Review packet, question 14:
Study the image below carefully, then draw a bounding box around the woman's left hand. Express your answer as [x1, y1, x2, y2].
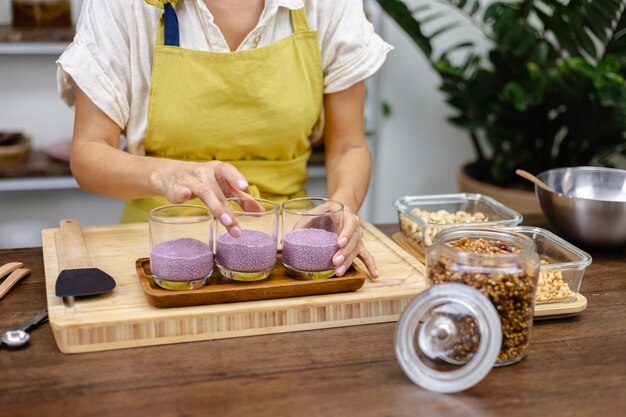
[332, 208, 379, 279]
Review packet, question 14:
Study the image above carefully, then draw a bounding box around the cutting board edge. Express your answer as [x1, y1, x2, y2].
[52, 314, 402, 354]
[45, 287, 426, 326]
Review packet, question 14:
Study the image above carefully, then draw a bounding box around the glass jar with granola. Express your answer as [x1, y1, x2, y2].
[426, 228, 540, 366]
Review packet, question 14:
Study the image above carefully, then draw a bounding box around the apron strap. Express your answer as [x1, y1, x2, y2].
[162, 6, 306, 46]
[163, 3, 180, 47]
[290, 8, 310, 32]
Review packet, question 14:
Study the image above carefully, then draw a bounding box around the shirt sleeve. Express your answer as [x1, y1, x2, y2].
[317, 1, 393, 94]
[56, 0, 132, 129]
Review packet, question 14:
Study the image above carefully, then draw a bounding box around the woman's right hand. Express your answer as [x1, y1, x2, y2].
[150, 159, 263, 236]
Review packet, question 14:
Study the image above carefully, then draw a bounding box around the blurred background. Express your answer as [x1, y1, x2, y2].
[0, 0, 478, 248]
[4, 0, 623, 248]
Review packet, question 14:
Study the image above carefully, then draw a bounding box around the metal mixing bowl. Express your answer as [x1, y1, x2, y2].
[536, 167, 626, 247]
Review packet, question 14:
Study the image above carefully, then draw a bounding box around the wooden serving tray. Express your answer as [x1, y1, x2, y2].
[391, 232, 588, 318]
[42, 221, 426, 353]
[136, 257, 366, 308]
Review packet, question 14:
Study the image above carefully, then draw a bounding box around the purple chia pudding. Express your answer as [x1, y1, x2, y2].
[282, 228, 339, 272]
[150, 238, 214, 282]
[216, 230, 277, 272]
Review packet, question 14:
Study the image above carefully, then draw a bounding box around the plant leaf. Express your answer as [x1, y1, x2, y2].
[377, 0, 434, 57]
[429, 22, 464, 40]
[501, 82, 527, 111]
[438, 41, 475, 61]
[376, 0, 626, 187]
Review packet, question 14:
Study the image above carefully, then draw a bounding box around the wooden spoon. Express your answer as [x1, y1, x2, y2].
[0, 262, 24, 280]
[0, 268, 31, 300]
[515, 169, 552, 192]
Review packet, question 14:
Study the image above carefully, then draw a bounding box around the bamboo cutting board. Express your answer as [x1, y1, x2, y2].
[42, 221, 426, 353]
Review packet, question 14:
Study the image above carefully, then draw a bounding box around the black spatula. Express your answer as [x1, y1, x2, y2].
[54, 219, 116, 308]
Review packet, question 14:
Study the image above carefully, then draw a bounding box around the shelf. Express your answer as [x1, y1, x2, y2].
[0, 150, 72, 179]
[0, 25, 73, 55]
[0, 42, 69, 55]
[0, 149, 326, 192]
[0, 167, 326, 192]
[0, 148, 75, 191]
[0, 176, 78, 191]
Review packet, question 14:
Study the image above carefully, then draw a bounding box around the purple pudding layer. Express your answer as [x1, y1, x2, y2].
[150, 238, 214, 281]
[216, 230, 277, 272]
[282, 228, 339, 272]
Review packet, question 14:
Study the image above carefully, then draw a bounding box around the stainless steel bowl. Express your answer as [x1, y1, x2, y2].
[536, 167, 626, 247]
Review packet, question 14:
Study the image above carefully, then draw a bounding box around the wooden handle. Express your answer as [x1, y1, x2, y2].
[0, 268, 31, 300]
[515, 169, 551, 192]
[0, 262, 24, 280]
[55, 219, 93, 270]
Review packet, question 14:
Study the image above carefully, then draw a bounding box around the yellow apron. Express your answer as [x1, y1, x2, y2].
[121, 0, 323, 223]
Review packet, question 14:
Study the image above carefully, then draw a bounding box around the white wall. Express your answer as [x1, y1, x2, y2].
[0, 1, 114, 248]
[371, 3, 481, 223]
[0, 2, 9, 25]
[1, 0, 79, 145]
[1, 55, 75, 148]
[0, 189, 125, 248]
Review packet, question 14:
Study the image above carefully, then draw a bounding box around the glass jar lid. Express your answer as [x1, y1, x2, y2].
[395, 283, 502, 393]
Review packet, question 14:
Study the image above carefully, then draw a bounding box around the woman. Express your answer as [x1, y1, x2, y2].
[57, 0, 391, 278]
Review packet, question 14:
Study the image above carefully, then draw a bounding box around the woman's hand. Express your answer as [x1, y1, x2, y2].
[71, 88, 263, 233]
[150, 159, 263, 236]
[332, 207, 378, 279]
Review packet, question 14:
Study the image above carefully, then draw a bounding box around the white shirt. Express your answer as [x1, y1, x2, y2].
[57, 0, 393, 155]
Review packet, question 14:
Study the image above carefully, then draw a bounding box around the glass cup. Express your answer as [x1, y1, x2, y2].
[281, 197, 344, 280]
[148, 205, 214, 290]
[215, 198, 279, 281]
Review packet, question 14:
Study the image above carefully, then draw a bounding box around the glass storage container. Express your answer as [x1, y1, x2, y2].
[426, 228, 540, 366]
[507, 226, 592, 304]
[394, 194, 523, 257]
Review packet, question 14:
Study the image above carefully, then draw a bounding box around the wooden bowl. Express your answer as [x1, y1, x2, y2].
[0, 133, 31, 166]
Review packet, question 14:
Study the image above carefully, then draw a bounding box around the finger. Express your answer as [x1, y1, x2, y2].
[213, 161, 249, 192]
[332, 229, 360, 267]
[291, 202, 336, 230]
[234, 193, 266, 213]
[166, 185, 192, 204]
[337, 214, 359, 249]
[333, 229, 362, 276]
[357, 244, 379, 279]
[190, 183, 242, 237]
[334, 240, 360, 276]
[212, 171, 265, 213]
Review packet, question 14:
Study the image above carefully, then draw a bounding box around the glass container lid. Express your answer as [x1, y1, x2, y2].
[395, 283, 502, 393]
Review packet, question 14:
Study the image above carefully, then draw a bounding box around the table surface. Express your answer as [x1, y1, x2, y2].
[1, 219, 625, 417]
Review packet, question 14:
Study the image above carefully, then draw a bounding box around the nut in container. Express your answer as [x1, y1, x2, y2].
[394, 194, 523, 257]
[507, 226, 592, 305]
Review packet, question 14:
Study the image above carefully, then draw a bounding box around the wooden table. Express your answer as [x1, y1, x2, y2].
[1, 221, 625, 417]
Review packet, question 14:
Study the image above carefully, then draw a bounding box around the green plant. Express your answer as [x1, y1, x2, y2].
[377, 0, 626, 186]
